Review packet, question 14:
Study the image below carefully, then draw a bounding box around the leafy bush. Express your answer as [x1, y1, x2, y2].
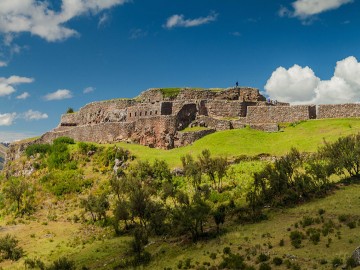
[332, 257, 343, 268]
[259, 263, 272, 270]
[53, 136, 75, 145]
[272, 257, 283, 266]
[25, 143, 51, 157]
[289, 230, 304, 249]
[47, 257, 76, 270]
[66, 107, 74, 114]
[78, 142, 97, 155]
[41, 170, 91, 196]
[0, 234, 23, 261]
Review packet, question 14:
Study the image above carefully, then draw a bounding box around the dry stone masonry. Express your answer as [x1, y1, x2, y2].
[8, 86, 360, 157]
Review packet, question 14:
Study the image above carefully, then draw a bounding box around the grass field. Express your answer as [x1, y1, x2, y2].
[114, 118, 360, 167]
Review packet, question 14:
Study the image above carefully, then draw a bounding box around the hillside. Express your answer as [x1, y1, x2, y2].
[115, 118, 360, 167]
[0, 143, 8, 170]
[2, 118, 360, 269]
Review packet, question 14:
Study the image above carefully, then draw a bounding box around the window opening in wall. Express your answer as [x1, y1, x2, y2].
[150, 111, 152, 115]
[135, 112, 137, 116]
[129, 113, 132, 117]
[155, 110, 157, 115]
[140, 112, 142, 116]
[145, 111, 147, 116]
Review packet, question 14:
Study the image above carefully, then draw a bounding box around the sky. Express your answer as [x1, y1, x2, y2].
[0, 0, 360, 141]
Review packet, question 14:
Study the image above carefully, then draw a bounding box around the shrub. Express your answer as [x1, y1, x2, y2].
[289, 230, 304, 249]
[272, 257, 283, 266]
[301, 216, 314, 227]
[25, 143, 51, 158]
[41, 170, 91, 196]
[332, 257, 343, 268]
[66, 107, 74, 114]
[78, 142, 97, 155]
[257, 253, 269, 263]
[218, 253, 247, 269]
[0, 234, 23, 261]
[53, 136, 75, 145]
[259, 263, 272, 270]
[48, 257, 76, 270]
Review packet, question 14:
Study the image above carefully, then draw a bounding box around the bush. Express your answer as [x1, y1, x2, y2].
[48, 257, 76, 270]
[41, 170, 91, 196]
[25, 143, 51, 158]
[257, 253, 269, 263]
[78, 142, 97, 155]
[332, 257, 343, 268]
[66, 107, 74, 114]
[218, 253, 247, 269]
[53, 136, 75, 145]
[289, 230, 304, 249]
[0, 234, 23, 261]
[259, 263, 272, 270]
[272, 257, 283, 266]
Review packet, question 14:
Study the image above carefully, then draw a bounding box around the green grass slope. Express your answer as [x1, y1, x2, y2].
[116, 118, 360, 167]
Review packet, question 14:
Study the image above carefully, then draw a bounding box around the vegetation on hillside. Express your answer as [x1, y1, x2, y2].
[2, 120, 360, 269]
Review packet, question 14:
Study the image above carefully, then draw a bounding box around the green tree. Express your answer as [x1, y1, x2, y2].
[3, 177, 33, 216]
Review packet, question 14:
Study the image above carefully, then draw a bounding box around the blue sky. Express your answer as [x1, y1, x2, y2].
[0, 0, 360, 141]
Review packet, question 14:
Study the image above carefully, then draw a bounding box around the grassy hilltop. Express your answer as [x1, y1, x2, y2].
[116, 118, 360, 167]
[1, 118, 360, 269]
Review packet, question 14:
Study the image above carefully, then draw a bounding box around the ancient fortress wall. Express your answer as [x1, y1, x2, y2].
[318, 104, 360, 119]
[246, 105, 316, 124]
[206, 100, 246, 118]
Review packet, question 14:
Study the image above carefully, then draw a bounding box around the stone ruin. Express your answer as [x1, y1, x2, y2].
[8, 86, 360, 154]
[32, 87, 315, 149]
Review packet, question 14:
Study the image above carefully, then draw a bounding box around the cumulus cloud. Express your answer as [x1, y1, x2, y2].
[22, 109, 48, 120]
[164, 11, 218, 29]
[0, 0, 127, 42]
[16, 92, 30, 100]
[44, 89, 73, 101]
[0, 75, 34, 97]
[279, 0, 353, 22]
[0, 113, 16, 126]
[264, 56, 360, 105]
[83, 86, 95, 94]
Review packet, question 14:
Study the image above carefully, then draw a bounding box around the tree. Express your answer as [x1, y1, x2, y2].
[0, 234, 23, 261]
[3, 177, 32, 215]
[81, 193, 110, 222]
[213, 205, 226, 233]
[66, 107, 74, 114]
[181, 154, 202, 189]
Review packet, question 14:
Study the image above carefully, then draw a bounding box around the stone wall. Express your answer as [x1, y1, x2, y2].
[127, 103, 162, 120]
[206, 100, 246, 118]
[63, 99, 136, 125]
[246, 105, 316, 124]
[318, 104, 360, 119]
[174, 129, 216, 147]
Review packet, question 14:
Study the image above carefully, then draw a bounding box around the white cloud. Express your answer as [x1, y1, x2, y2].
[23, 109, 48, 120]
[164, 12, 218, 29]
[265, 65, 320, 103]
[264, 56, 360, 105]
[0, 113, 16, 126]
[16, 92, 30, 100]
[0, 0, 127, 42]
[83, 86, 95, 94]
[44, 89, 73, 101]
[292, 0, 353, 18]
[98, 13, 110, 28]
[0, 75, 33, 97]
[0, 61, 7, 67]
[129, 28, 148, 40]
